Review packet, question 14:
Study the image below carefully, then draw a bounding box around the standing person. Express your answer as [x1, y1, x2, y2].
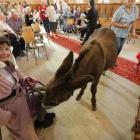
[0, 36, 55, 139]
[46, 2, 58, 38]
[111, 0, 139, 55]
[39, 4, 50, 34]
[81, 0, 98, 45]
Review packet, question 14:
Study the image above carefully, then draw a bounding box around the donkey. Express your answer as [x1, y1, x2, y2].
[37, 27, 118, 110]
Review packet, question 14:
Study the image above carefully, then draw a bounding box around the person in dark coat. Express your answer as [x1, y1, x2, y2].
[81, 0, 98, 45]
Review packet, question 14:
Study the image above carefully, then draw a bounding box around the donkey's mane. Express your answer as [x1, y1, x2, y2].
[73, 47, 91, 73]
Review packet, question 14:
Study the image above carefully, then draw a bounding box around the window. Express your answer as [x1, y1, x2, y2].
[76, 0, 84, 3]
[98, 0, 110, 3]
[135, 0, 140, 3]
[103, 0, 110, 3]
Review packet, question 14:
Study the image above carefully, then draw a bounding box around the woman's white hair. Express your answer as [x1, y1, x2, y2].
[11, 9, 17, 15]
[25, 6, 31, 13]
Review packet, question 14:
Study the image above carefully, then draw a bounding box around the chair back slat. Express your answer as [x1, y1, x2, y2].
[22, 27, 35, 43]
[66, 18, 75, 26]
[31, 22, 41, 33]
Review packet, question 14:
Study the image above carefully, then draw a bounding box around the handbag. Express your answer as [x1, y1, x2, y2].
[23, 77, 46, 117]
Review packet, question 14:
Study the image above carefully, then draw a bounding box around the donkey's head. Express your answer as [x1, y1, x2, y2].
[36, 52, 94, 108]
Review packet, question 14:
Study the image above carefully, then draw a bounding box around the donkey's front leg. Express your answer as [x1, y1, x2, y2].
[76, 84, 87, 101]
[90, 82, 98, 111]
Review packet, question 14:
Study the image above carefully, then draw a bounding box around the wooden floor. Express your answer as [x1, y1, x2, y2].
[1, 35, 140, 140]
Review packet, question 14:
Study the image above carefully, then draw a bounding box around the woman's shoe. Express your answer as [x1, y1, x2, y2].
[34, 118, 53, 128]
[45, 112, 56, 120]
[53, 35, 59, 39]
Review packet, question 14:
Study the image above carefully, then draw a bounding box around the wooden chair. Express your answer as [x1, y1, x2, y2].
[31, 22, 51, 46]
[65, 17, 75, 35]
[31, 22, 41, 33]
[22, 26, 48, 64]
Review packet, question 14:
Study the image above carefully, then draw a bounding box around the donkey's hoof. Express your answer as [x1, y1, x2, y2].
[76, 96, 81, 101]
[92, 106, 96, 111]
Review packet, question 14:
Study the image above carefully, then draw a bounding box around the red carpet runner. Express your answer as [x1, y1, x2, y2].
[51, 35, 140, 85]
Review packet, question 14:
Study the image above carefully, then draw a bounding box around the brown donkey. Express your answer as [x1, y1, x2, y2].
[36, 27, 118, 111]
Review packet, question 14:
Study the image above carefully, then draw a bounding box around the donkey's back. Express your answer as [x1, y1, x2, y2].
[75, 27, 118, 78]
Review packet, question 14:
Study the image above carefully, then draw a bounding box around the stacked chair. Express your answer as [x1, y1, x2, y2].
[22, 24, 48, 65]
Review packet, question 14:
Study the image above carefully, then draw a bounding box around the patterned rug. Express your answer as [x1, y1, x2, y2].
[51, 35, 140, 85]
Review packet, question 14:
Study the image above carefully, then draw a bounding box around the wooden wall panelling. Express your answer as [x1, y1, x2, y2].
[106, 4, 113, 18]
[28, 3, 140, 18]
[69, 4, 88, 12]
[111, 3, 120, 15]
[98, 4, 107, 18]
[95, 4, 100, 13]
[29, 4, 42, 10]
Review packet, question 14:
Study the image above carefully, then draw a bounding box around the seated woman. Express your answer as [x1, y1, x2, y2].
[6, 10, 26, 57]
[0, 12, 21, 57]
[63, 7, 75, 33]
[25, 7, 34, 26]
[77, 13, 88, 41]
[0, 37, 55, 140]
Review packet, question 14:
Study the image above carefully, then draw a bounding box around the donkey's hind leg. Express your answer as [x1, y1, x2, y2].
[76, 84, 87, 101]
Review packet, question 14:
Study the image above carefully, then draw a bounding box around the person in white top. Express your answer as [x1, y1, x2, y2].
[46, 2, 58, 38]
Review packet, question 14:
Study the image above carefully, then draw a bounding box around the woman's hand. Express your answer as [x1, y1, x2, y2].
[111, 22, 129, 29]
[121, 24, 129, 29]
[26, 77, 38, 87]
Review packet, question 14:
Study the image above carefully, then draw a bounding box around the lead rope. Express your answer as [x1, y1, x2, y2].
[23, 78, 47, 116]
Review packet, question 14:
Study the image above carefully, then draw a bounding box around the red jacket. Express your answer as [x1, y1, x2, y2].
[39, 5, 48, 21]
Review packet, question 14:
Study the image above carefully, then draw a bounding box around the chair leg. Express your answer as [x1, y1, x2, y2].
[46, 33, 51, 46]
[33, 50, 38, 65]
[42, 45, 48, 60]
[0, 127, 2, 140]
[133, 37, 135, 44]
[26, 43, 29, 61]
[38, 48, 40, 57]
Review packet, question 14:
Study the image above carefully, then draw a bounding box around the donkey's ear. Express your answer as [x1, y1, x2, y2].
[55, 51, 74, 78]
